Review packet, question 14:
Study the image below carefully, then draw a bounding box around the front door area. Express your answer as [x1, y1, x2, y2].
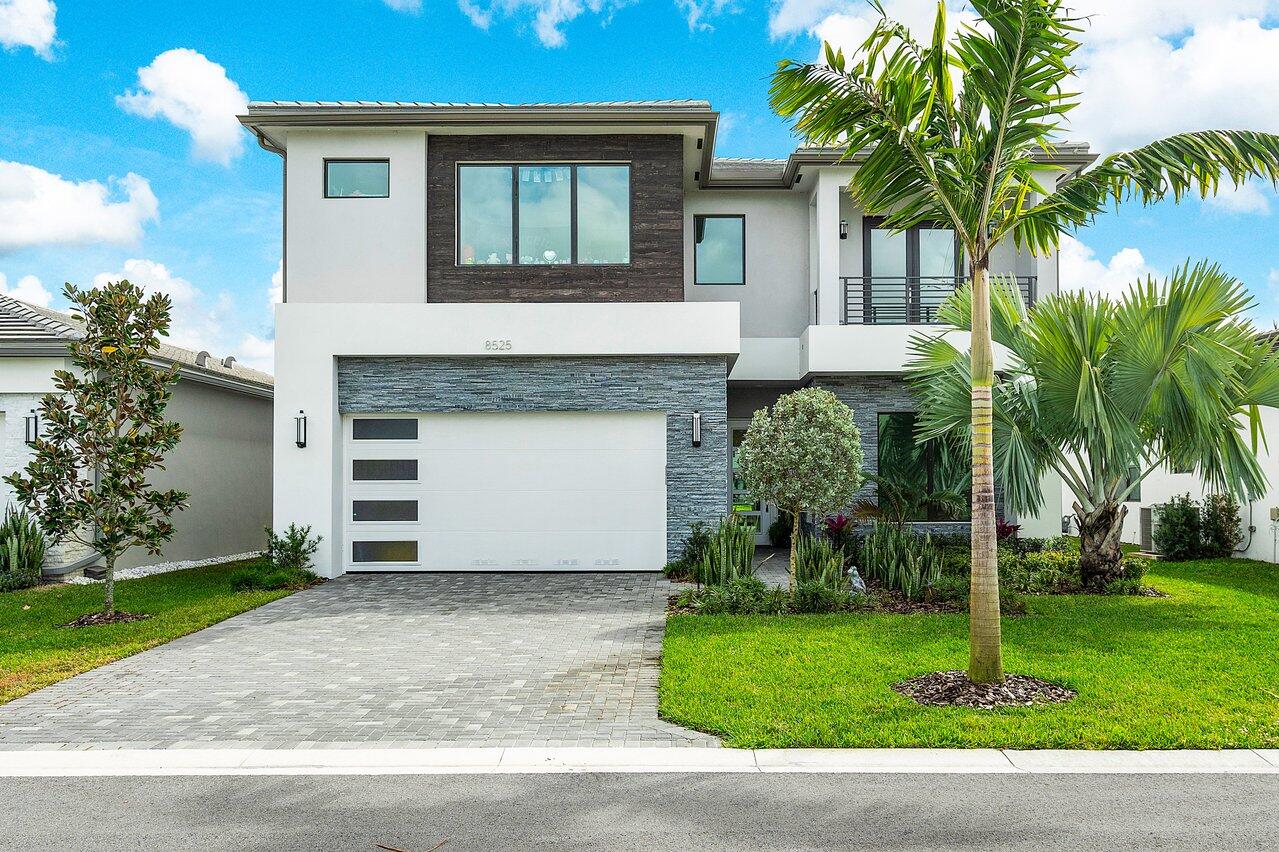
[342, 411, 668, 571]
[730, 421, 777, 546]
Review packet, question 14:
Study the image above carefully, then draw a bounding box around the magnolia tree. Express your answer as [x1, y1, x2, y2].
[5, 280, 189, 620]
[736, 388, 865, 590]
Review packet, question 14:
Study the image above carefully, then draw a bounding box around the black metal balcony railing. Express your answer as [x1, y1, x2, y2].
[841, 275, 1036, 325]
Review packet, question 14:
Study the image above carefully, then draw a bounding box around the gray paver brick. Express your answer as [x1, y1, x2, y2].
[0, 573, 716, 750]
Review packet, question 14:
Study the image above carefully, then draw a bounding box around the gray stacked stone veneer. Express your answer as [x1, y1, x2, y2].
[807, 374, 991, 533]
[337, 355, 729, 560]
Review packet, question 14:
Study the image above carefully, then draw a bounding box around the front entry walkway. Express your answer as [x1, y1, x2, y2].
[0, 573, 717, 750]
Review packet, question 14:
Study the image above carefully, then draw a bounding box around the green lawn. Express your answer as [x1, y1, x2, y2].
[0, 559, 299, 705]
[660, 558, 1279, 749]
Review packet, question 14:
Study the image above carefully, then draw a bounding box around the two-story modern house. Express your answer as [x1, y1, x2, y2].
[240, 99, 1092, 579]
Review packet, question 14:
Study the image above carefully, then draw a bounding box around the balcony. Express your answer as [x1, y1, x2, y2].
[840, 275, 1037, 325]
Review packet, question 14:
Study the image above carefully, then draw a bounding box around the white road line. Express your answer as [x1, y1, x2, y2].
[3, 747, 1279, 776]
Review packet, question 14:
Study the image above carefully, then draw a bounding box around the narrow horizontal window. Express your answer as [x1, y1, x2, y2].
[352, 500, 418, 522]
[352, 418, 418, 440]
[325, 160, 389, 198]
[694, 214, 745, 285]
[456, 163, 630, 266]
[352, 540, 418, 563]
[352, 459, 418, 481]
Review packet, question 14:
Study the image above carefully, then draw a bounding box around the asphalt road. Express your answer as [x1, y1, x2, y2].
[3, 772, 1277, 850]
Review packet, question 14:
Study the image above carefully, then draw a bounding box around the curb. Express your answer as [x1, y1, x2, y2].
[2, 747, 1277, 776]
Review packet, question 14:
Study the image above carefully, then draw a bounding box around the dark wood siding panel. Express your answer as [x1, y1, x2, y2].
[427, 135, 684, 302]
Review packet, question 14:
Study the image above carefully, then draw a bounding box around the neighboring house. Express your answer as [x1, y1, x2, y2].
[1119, 332, 1279, 562]
[0, 295, 274, 576]
[240, 99, 1091, 578]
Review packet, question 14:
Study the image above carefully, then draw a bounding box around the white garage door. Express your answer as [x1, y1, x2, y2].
[342, 411, 667, 571]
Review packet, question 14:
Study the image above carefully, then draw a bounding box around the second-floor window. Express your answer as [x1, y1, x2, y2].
[325, 159, 390, 198]
[693, 214, 746, 285]
[457, 163, 631, 266]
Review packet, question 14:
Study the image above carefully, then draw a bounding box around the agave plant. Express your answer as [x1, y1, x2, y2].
[695, 516, 756, 587]
[860, 522, 942, 602]
[0, 507, 46, 592]
[794, 533, 846, 590]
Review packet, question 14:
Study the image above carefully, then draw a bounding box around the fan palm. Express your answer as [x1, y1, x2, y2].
[907, 264, 1279, 587]
[770, 0, 1279, 683]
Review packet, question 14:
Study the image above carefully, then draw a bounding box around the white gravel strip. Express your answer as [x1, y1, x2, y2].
[66, 552, 263, 584]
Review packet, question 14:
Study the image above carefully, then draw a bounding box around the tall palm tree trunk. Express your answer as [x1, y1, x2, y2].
[968, 260, 1003, 684]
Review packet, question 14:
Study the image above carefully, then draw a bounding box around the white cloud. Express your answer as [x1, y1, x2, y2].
[0, 0, 56, 59]
[1269, 268, 1279, 290]
[0, 161, 158, 253]
[677, 0, 734, 30]
[773, 0, 975, 44]
[234, 333, 274, 372]
[382, 0, 421, 10]
[268, 259, 283, 306]
[116, 49, 249, 165]
[1204, 181, 1274, 216]
[0, 272, 53, 306]
[1058, 235, 1160, 300]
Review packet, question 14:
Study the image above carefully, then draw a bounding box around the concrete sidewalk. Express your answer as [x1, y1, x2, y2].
[4, 746, 1278, 776]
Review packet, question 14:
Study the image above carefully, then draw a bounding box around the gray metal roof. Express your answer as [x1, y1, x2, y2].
[247, 99, 711, 110]
[0, 295, 274, 392]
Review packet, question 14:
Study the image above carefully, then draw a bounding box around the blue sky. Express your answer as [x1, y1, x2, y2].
[2, 0, 1278, 370]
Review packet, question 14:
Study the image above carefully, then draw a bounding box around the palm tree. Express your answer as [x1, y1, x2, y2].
[853, 472, 967, 529]
[907, 264, 1279, 587]
[770, 0, 1279, 683]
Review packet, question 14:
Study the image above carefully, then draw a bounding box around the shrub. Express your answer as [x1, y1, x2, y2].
[662, 560, 692, 581]
[1154, 494, 1202, 560]
[678, 576, 791, 615]
[767, 512, 793, 548]
[793, 581, 864, 614]
[695, 517, 756, 586]
[230, 559, 319, 592]
[995, 519, 1021, 541]
[0, 507, 46, 592]
[794, 533, 845, 590]
[822, 513, 860, 561]
[860, 522, 942, 601]
[999, 549, 1081, 594]
[265, 523, 321, 572]
[1201, 494, 1241, 558]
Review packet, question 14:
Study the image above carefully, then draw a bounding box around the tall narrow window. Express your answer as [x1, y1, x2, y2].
[518, 166, 572, 264]
[577, 165, 630, 264]
[456, 163, 630, 266]
[877, 412, 971, 521]
[458, 165, 514, 265]
[693, 214, 746, 285]
[325, 160, 390, 198]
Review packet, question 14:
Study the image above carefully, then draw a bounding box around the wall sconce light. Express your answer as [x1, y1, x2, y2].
[1061, 515, 1073, 535]
[691, 410, 702, 448]
[294, 410, 307, 448]
[839, 219, 849, 240]
[23, 410, 39, 446]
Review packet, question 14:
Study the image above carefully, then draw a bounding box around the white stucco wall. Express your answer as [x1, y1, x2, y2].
[1120, 407, 1279, 562]
[683, 189, 811, 338]
[284, 128, 428, 303]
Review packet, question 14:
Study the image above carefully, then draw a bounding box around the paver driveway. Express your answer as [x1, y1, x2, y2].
[0, 573, 717, 750]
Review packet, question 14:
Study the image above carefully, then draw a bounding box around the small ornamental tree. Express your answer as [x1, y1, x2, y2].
[4, 280, 189, 619]
[736, 388, 865, 590]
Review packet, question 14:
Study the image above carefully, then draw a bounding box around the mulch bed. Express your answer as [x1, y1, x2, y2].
[868, 588, 964, 614]
[893, 670, 1076, 709]
[63, 611, 152, 628]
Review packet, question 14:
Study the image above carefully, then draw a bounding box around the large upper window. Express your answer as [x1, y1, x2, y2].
[456, 164, 631, 266]
[877, 412, 971, 521]
[325, 160, 390, 198]
[694, 214, 745, 285]
[864, 218, 958, 323]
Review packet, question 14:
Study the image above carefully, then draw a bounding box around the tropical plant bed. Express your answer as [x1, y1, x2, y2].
[659, 558, 1279, 749]
[0, 558, 301, 705]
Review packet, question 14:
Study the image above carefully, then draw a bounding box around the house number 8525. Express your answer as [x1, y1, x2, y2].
[484, 339, 513, 351]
